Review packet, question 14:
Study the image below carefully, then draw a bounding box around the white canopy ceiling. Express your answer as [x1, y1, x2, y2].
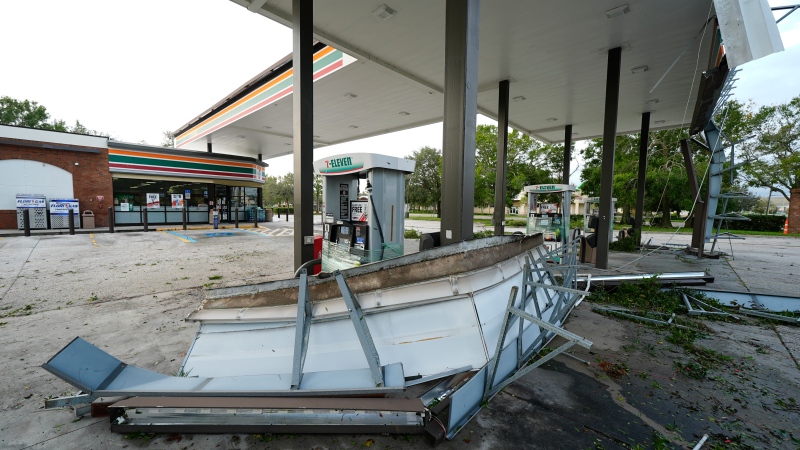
[177, 0, 721, 159]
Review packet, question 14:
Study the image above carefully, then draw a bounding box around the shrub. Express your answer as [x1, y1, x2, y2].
[404, 229, 421, 239]
[473, 230, 494, 238]
[731, 214, 786, 232]
[609, 231, 639, 252]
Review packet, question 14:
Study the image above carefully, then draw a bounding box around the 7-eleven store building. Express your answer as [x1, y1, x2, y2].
[108, 142, 267, 226]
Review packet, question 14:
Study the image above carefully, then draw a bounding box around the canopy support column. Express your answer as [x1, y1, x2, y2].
[493, 79, 510, 236]
[440, 0, 480, 245]
[596, 47, 621, 269]
[292, 0, 314, 270]
[562, 125, 572, 184]
[635, 112, 650, 246]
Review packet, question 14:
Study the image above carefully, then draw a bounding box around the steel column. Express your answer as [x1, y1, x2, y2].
[493, 79, 510, 236]
[595, 47, 622, 269]
[635, 112, 650, 246]
[562, 125, 572, 184]
[703, 120, 724, 242]
[292, 0, 315, 270]
[207, 142, 212, 153]
[440, 0, 480, 245]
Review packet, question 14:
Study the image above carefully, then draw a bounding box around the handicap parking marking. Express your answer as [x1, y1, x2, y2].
[162, 230, 197, 243]
[204, 231, 237, 237]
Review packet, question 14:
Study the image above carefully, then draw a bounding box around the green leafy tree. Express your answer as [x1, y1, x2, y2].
[276, 173, 294, 210]
[405, 146, 442, 216]
[0, 96, 67, 131]
[742, 95, 800, 202]
[313, 174, 323, 213]
[580, 99, 760, 228]
[474, 125, 557, 211]
[262, 175, 279, 208]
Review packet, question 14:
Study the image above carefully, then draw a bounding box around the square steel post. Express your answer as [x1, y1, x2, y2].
[563, 125, 572, 184]
[635, 112, 650, 246]
[493, 79, 510, 236]
[293, 0, 315, 270]
[440, 0, 480, 245]
[595, 47, 622, 269]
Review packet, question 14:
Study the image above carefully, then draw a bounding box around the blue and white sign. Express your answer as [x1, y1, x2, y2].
[49, 199, 80, 215]
[16, 195, 46, 208]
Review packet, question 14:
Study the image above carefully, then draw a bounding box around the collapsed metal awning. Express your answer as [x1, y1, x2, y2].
[109, 396, 428, 435]
[576, 271, 714, 289]
[43, 236, 592, 443]
[42, 337, 406, 397]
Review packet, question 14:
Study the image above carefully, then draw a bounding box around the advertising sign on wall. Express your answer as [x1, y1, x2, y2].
[171, 194, 184, 208]
[15, 195, 46, 208]
[146, 193, 160, 208]
[49, 199, 80, 214]
[350, 200, 369, 222]
[339, 184, 349, 218]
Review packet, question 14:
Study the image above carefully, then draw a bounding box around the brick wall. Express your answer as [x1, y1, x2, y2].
[0, 138, 113, 229]
[789, 188, 800, 234]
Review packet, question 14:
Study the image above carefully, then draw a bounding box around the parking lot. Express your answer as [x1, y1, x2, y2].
[1, 229, 798, 449]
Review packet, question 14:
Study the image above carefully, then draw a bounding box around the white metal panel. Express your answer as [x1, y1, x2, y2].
[183, 296, 488, 378]
[0, 160, 74, 210]
[714, 0, 784, 67]
[0, 124, 106, 149]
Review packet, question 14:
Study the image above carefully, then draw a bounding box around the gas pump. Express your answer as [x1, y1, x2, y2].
[315, 153, 415, 272]
[524, 184, 575, 259]
[583, 196, 616, 241]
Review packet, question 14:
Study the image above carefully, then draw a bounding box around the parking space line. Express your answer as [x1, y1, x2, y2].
[89, 233, 98, 248]
[162, 230, 197, 243]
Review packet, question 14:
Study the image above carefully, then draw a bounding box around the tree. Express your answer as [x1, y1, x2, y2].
[0, 96, 67, 131]
[313, 174, 323, 213]
[742, 95, 800, 202]
[405, 146, 442, 216]
[262, 175, 280, 208]
[580, 99, 761, 228]
[276, 173, 294, 209]
[161, 131, 176, 148]
[474, 124, 557, 211]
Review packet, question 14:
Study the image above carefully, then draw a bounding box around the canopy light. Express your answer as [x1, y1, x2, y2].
[631, 65, 649, 74]
[344, 93, 358, 99]
[654, 120, 666, 124]
[372, 4, 397, 21]
[606, 4, 630, 19]
[512, 95, 526, 102]
[398, 111, 410, 116]
[547, 118, 558, 122]
[645, 99, 659, 104]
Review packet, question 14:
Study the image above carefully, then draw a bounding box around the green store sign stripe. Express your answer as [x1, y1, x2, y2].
[109, 154, 255, 175]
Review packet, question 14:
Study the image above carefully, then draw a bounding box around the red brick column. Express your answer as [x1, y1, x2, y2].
[789, 188, 800, 234]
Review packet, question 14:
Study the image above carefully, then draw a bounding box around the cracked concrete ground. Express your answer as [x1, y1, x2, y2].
[0, 230, 798, 449]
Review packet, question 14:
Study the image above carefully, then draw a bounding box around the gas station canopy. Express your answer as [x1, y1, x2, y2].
[176, 0, 731, 159]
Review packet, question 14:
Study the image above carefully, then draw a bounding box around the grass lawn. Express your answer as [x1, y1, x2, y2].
[408, 214, 799, 237]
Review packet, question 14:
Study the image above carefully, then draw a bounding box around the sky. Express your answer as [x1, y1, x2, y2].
[1, 0, 799, 189]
